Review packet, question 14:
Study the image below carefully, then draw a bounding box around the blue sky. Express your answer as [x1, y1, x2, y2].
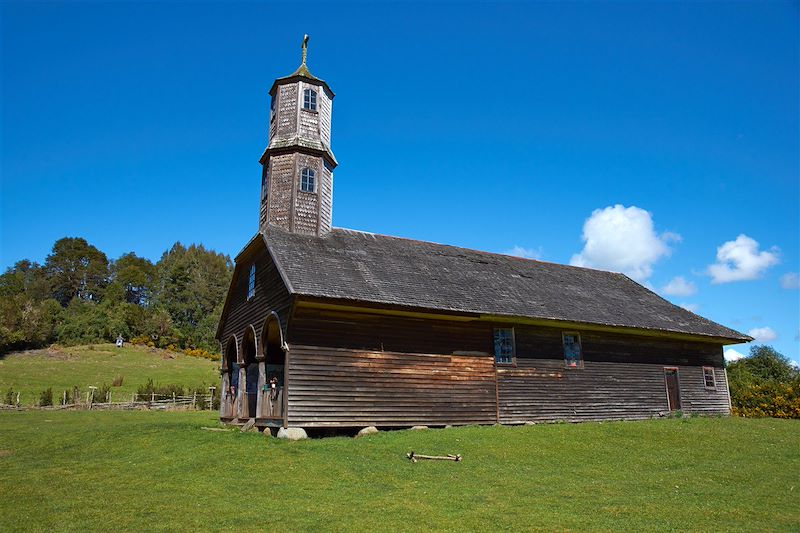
[2, 2, 798, 361]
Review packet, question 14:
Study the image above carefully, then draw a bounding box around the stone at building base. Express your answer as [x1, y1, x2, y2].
[277, 427, 308, 441]
[357, 426, 379, 437]
[524, 421, 537, 426]
[410, 425, 428, 431]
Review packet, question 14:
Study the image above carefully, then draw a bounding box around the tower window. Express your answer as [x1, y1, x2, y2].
[247, 264, 256, 300]
[300, 168, 316, 192]
[262, 167, 270, 200]
[303, 89, 317, 111]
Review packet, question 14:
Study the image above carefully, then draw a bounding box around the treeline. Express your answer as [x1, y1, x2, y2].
[0, 237, 233, 355]
[728, 345, 799, 419]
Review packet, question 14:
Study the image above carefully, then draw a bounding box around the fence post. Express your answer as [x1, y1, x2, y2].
[151, 391, 155, 403]
[15, 392, 20, 407]
[63, 390, 67, 406]
[107, 390, 111, 404]
[192, 391, 197, 410]
[132, 392, 136, 405]
[172, 392, 176, 408]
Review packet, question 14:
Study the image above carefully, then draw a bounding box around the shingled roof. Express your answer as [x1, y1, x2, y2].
[263, 227, 750, 343]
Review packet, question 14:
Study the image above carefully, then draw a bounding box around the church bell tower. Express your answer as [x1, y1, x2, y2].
[259, 35, 337, 236]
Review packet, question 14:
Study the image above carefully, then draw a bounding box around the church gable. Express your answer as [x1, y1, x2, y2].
[216, 235, 292, 345]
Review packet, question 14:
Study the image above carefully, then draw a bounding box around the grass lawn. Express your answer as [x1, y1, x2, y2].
[0, 344, 218, 405]
[0, 412, 797, 532]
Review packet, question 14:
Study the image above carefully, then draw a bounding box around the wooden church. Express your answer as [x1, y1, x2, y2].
[216, 38, 750, 430]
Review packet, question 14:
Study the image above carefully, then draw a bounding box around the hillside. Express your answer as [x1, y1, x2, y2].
[0, 412, 797, 531]
[0, 344, 219, 405]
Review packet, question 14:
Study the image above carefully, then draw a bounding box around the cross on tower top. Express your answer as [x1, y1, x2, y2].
[301, 34, 309, 65]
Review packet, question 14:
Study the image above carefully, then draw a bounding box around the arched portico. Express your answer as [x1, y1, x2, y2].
[221, 336, 239, 420]
[260, 312, 286, 421]
[240, 325, 259, 419]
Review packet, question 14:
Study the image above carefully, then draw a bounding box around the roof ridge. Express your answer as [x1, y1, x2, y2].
[330, 226, 623, 276]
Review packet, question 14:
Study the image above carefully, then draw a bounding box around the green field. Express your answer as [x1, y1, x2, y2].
[0, 412, 797, 532]
[0, 344, 219, 404]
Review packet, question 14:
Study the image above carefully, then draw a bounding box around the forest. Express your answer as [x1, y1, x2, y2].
[0, 237, 233, 355]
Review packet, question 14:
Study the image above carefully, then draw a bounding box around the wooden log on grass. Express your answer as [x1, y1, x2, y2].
[406, 451, 462, 463]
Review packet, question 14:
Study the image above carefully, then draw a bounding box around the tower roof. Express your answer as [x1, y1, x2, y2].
[269, 35, 334, 98]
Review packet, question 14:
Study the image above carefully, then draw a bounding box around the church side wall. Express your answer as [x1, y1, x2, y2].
[286, 305, 730, 427]
[286, 345, 497, 427]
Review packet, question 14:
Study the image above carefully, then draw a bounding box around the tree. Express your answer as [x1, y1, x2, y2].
[112, 253, 156, 306]
[153, 243, 232, 350]
[45, 238, 109, 306]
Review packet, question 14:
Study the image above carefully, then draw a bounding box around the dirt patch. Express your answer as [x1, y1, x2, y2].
[0, 450, 12, 458]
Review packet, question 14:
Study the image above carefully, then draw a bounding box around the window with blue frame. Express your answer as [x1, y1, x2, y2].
[562, 332, 583, 368]
[493, 328, 515, 364]
[303, 88, 317, 111]
[300, 168, 316, 193]
[247, 264, 256, 300]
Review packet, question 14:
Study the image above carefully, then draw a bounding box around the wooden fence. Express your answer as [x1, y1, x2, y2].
[0, 390, 218, 411]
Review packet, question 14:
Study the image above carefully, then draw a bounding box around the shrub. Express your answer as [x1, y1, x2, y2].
[112, 375, 124, 387]
[728, 345, 800, 419]
[92, 383, 111, 403]
[3, 387, 15, 406]
[39, 387, 53, 407]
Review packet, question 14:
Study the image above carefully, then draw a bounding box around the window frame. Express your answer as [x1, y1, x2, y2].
[300, 167, 316, 193]
[247, 264, 256, 301]
[302, 88, 317, 112]
[562, 331, 584, 369]
[493, 327, 516, 366]
[702, 366, 716, 390]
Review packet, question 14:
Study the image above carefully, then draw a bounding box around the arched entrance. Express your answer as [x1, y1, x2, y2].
[261, 313, 286, 420]
[242, 326, 259, 418]
[222, 336, 239, 419]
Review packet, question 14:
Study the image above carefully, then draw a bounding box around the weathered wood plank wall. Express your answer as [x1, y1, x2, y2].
[286, 305, 730, 426]
[498, 359, 729, 423]
[286, 345, 497, 427]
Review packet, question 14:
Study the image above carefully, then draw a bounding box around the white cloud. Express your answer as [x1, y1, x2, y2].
[504, 245, 542, 260]
[679, 302, 700, 312]
[780, 272, 800, 290]
[747, 327, 777, 343]
[662, 276, 697, 297]
[707, 234, 779, 283]
[569, 205, 677, 281]
[724, 348, 746, 362]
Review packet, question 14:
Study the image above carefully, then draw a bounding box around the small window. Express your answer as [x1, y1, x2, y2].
[247, 264, 256, 300]
[303, 88, 317, 111]
[703, 367, 716, 389]
[493, 328, 515, 364]
[262, 167, 269, 200]
[300, 168, 316, 192]
[562, 332, 583, 369]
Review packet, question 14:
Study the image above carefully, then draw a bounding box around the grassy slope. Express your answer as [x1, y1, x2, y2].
[0, 344, 219, 404]
[0, 412, 797, 532]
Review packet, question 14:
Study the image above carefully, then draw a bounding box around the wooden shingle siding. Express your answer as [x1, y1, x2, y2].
[219, 244, 292, 350]
[286, 345, 497, 427]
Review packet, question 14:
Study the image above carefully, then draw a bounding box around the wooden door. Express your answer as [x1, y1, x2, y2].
[664, 368, 681, 410]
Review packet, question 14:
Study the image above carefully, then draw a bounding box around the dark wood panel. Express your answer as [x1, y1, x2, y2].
[288, 306, 725, 368]
[497, 359, 730, 423]
[218, 241, 292, 359]
[286, 345, 497, 427]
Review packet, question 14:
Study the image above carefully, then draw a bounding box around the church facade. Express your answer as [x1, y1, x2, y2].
[216, 39, 750, 429]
